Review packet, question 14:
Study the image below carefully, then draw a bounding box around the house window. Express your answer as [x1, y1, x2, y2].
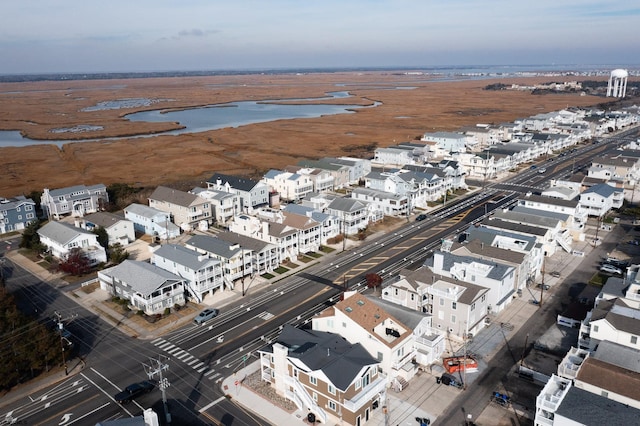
[439, 298, 444, 306]
[451, 315, 456, 324]
[410, 293, 415, 301]
[310, 376, 317, 386]
[593, 325, 599, 333]
[355, 379, 361, 390]
[328, 384, 336, 395]
[328, 400, 337, 411]
[394, 288, 398, 296]
[342, 322, 347, 328]
[632, 336, 638, 345]
[377, 352, 383, 361]
[452, 302, 457, 310]
[481, 294, 486, 302]
[471, 302, 475, 311]
[312, 392, 318, 402]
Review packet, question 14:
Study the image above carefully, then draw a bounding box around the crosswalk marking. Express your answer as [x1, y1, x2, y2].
[258, 311, 274, 320]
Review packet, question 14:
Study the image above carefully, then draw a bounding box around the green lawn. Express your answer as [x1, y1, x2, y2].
[274, 266, 290, 274]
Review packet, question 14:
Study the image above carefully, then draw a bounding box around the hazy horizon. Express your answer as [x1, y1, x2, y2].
[2, 1, 640, 74]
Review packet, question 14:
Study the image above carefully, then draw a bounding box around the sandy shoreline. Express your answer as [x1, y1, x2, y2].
[0, 72, 622, 196]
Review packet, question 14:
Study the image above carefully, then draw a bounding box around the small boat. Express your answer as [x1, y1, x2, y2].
[442, 356, 478, 374]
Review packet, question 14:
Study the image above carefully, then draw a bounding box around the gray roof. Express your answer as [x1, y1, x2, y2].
[124, 203, 167, 218]
[511, 205, 570, 222]
[149, 186, 201, 207]
[38, 221, 94, 244]
[282, 204, 332, 223]
[190, 186, 236, 201]
[555, 386, 640, 424]
[465, 224, 537, 252]
[582, 183, 622, 197]
[275, 324, 378, 391]
[47, 183, 106, 198]
[208, 173, 262, 192]
[367, 296, 430, 330]
[481, 218, 548, 237]
[101, 260, 183, 296]
[593, 341, 640, 373]
[327, 197, 366, 213]
[153, 244, 219, 270]
[526, 191, 581, 207]
[0, 196, 35, 210]
[591, 299, 640, 336]
[216, 231, 273, 253]
[352, 187, 406, 201]
[492, 209, 561, 229]
[433, 251, 513, 281]
[185, 234, 241, 259]
[83, 212, 128, 229]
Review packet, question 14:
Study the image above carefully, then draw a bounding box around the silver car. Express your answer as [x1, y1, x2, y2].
[600, 264, 622, 275]
[194, 308, 219, 325]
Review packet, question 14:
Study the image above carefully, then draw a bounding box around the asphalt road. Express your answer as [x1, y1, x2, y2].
[1, 126, 639, 426]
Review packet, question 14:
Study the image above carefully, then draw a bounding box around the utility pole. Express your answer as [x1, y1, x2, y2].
[144, 356, 171, 424]
[539, 256, 545, 308]
[53, 311, 77, 375]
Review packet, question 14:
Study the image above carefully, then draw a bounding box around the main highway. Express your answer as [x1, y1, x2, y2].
[0, 126, 638, 426]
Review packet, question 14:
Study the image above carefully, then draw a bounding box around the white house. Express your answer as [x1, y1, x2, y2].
[261, 169, 314, 202]
[78, 212, 135, 246]
[207, 173, 269, 211]
[41, 184, 109, 219]
[426, 249, 516, 314]
[97, 260, 185, 315]
[312, 292, 420, 389]
[37, 220, 107, 265]
[190, 187, 239, 226]
[579, 183, 624, 217]
[124, 203, 180, 240]
[151, 244, 224, 303]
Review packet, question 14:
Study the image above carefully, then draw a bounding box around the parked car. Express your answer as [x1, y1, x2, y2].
[436, 372, 463, 389]
[536, 283, 550, 290]
[194, 308, 219, 324]
[415, 214, 428, 221]
[600, 264, 623, 275]
[490, 391, 511, 407]
[114, 381, 154, 404]
[549, 271, 561, 278]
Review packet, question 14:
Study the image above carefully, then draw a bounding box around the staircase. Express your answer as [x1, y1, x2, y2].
[555, 233, 572, 253]
[393, 376, 410, 392]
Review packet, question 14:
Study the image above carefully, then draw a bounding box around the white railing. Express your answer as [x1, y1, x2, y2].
[343, 376, 386, 412]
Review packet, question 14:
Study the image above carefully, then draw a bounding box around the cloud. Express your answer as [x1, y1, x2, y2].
[176, 29, 219, 38]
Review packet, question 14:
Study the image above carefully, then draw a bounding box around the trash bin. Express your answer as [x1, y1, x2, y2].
[307, 412, 316, 423]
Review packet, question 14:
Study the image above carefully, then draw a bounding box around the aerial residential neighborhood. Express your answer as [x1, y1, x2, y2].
[3, 86, 640, 426]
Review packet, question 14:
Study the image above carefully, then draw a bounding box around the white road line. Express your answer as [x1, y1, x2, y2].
[199, 396, 226, 412]
[83, 371, 133, 417]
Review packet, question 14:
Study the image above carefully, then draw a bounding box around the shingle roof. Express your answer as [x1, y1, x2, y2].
[208, 173, 261, 192]
[38, 221, 94, 245]
[452, 239, 525, 265]
[83, 212, 127, 229]
[153, 244, 219, 270]
[276, 324, 378, 391]
[576, 357, 640, 401]
[555, 386, 640, 424]
[124, 203, 166, 219]
[333, 293, 410, 349]
[592, 341, 640, 373]
[101, 260, 183, 296]
[481, 218, 548, 237]
[185, 235, 241, 259]
[583, 183, 622, 197]
[216, 231, 273, 252]
[327, 198, 366, 212]
[149, 186, 201, 207]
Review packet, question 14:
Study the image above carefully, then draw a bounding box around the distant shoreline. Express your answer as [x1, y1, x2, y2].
[1, 64, 636, 83]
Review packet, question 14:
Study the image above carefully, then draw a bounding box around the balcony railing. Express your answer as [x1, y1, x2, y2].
[343, 375, 386, 412]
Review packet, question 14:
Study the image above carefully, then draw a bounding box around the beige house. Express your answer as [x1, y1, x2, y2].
[148, 186, 212, 231]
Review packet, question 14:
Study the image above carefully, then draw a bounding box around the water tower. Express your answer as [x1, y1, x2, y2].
[607, 69, 628, 97]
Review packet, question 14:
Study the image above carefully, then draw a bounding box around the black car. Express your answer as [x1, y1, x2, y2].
[114, 381, 154, 404]
[436, 372, 463, 389]
[416, 214, 428, 221]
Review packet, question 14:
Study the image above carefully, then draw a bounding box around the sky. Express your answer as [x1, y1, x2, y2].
[1, 1, 639, 74]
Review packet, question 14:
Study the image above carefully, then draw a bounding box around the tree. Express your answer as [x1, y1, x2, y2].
[19, 219, 42, 250]
[92, 226, 109, 250]
[365, 273, 383, 295]
[57, 248, 91, 276]
[108, 243, 130, 264]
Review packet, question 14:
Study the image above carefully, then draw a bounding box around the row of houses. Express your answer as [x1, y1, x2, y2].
[534, 265, 640, 425]
[372, 106, 639, 180]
